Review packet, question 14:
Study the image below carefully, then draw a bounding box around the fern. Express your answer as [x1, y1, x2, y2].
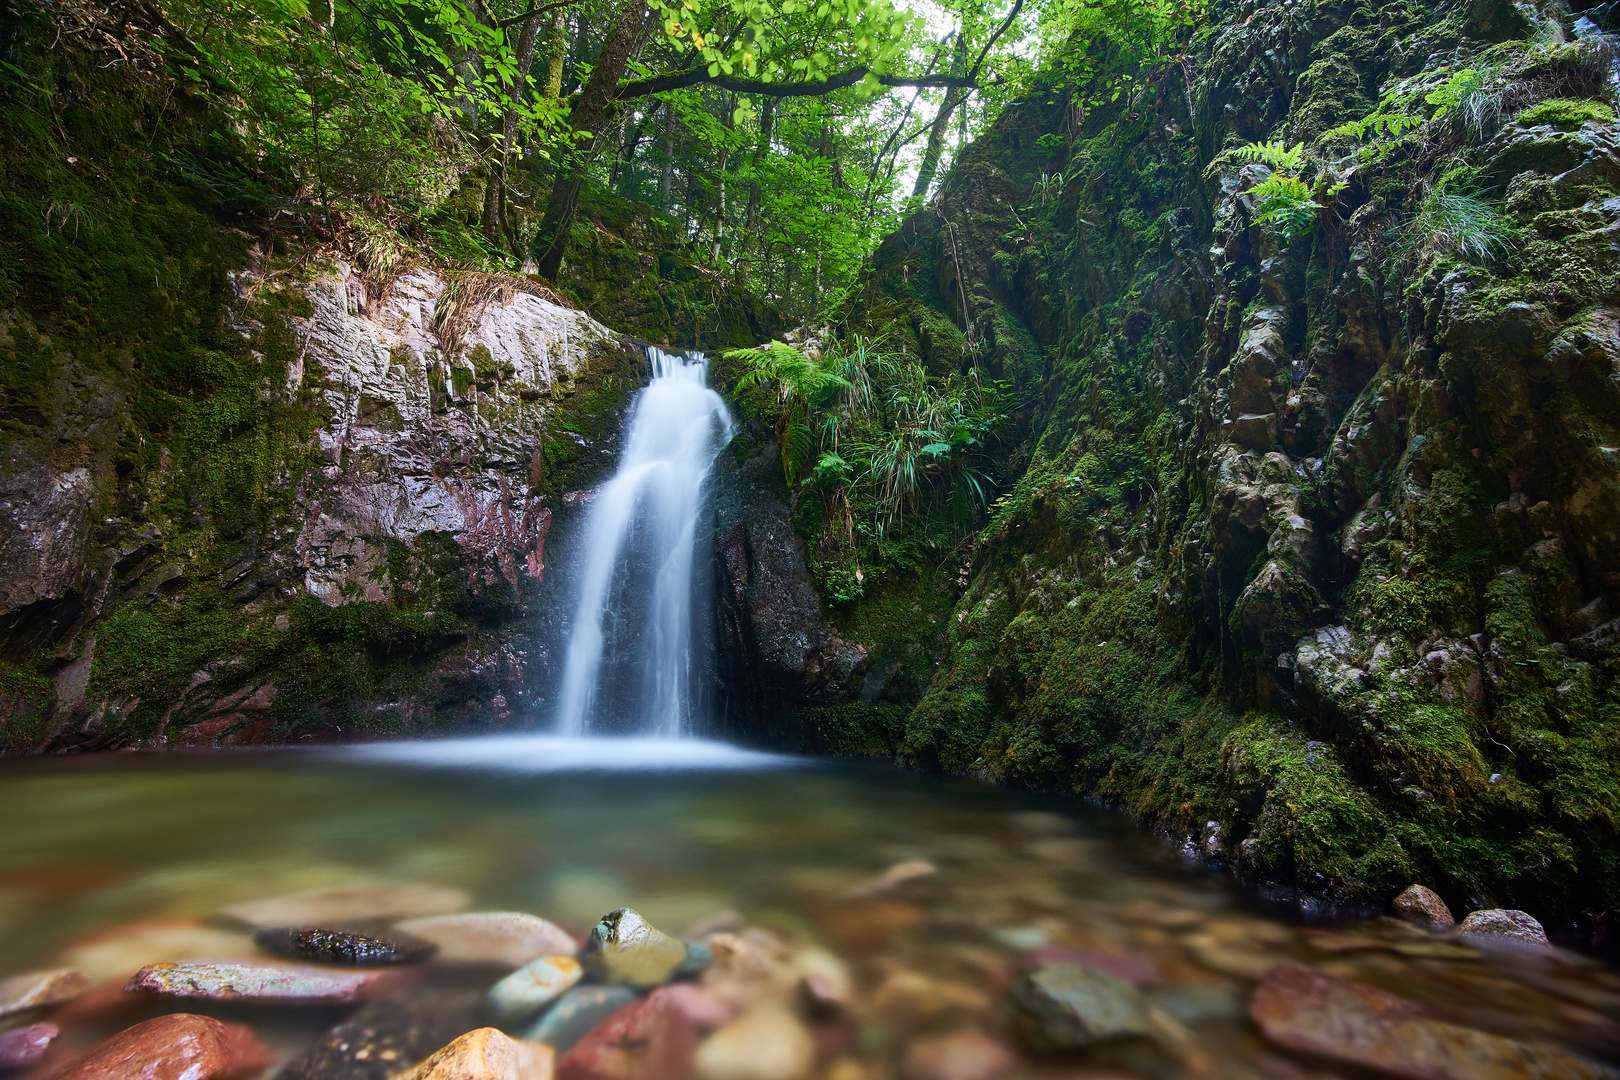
[1251, 175, 1321, 239]
[1231, 140, 1306, 170]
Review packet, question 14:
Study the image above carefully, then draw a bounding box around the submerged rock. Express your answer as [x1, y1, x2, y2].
[254, 926, 437, 966]
[1393, 885, 1456, 931]
[0, 1023, 56, 1070]
[523, 985, 639, 1052]
[872, 970, 991, 1033]
[125, 960, 412, 1003]
[1250, 964, 1614, 1080]
[555, 992, 700, 1080]
[394, 1027, 555, 1080]
[219, 884, 470, 929]
[489, 956, 585, 1021]
[580, 909, 689, 987]
[0, 968, 89, 1017]
[396, 912, 579, 967]
[1457, 909, 1549, 945]
[902, 1028, 1017, 1080]
[57, 920, 257, 983]
[280, 986, 485, 1080]
[1009, 962, 1154, 1055]
[48, 1014, 271, 1080]
[692, 1007, 815, 1080]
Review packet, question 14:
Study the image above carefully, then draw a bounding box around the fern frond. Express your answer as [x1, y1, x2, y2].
[1231, 140, 1307, 170]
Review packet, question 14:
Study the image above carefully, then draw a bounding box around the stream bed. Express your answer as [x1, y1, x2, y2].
[1, 737, 1617, 1079]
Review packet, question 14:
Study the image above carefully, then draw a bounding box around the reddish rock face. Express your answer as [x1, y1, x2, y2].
[0, 1022, 56, 1070]
[125, 960, 414, 1003]
[1250, 965, 1611, 1080]
[47, 1013, 272, 1080]
[556, 993, 700, 1080]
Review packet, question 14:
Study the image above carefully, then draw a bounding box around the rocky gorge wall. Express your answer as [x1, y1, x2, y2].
[719, 0, 1620, 931]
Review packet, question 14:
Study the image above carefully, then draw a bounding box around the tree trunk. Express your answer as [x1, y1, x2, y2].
[484, 9, 548, 249]
[910, 85, 964, 203]
[542, 7, 567, 99]
[911, 34, 969, 204]
[657, 101, 678, 210]
[739, 98, 775, 251]
[533, 0, 648, 281]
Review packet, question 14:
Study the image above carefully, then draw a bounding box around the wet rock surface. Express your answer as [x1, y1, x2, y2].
[0, 1022, 55, 1070]
[522, 986, 640, 1051]
[580, 909, 689, 987]
[489, 956, 585, 1021]
[125, 960, 413, 1002]
[555, 993, 699, 1080]
[394, 1027, 554, 1080]
[1394, 885, 1456, 931]
[1458, 908, 1551, 945]
[48, 1014, 272, 1080]
[7, 767, 1620, 1080]
[396, 912, 580, 967]
[1250, 964, 1616, 1080]
[279, 986, 486, 1080]
[254, 926, 437, 966]
[220, 885, 470, 929]
[1010, 962, 1155, 1056]
[0, 969, 88, 1017]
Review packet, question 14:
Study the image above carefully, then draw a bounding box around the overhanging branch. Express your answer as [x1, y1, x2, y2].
[615, 64, 975, 100]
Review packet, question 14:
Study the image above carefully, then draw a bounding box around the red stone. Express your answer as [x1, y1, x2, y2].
[1251, 964, 1611, 1080]
[1027, 947, 1158, 989]
[556, 991, 699, 1080]
[645, 983, 735, 1029]
[46, 1013, 272, 1080]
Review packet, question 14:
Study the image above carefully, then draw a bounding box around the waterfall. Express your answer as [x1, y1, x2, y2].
[554, 347, 733, 737]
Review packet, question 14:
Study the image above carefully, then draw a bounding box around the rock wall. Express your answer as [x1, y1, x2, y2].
[757, 0, 1620, 928]
[1, 248, 646, 749]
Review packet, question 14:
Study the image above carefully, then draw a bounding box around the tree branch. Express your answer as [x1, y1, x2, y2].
[616, 64, 975, 100]
[497, 0, 577, 29]
[966, 0, 1023, 80]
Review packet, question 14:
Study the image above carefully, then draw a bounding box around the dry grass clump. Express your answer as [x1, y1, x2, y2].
[431, 271, 571, 356]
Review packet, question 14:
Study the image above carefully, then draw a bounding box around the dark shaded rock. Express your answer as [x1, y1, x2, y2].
[1458, 908, 1549, 945]
[279, 986, 485, 1080]
[47, 1014, 271, 1080]
[1009, 962, 1154, 1055]
[254, 926, 437, 966]
[522, 986, 639, 1052]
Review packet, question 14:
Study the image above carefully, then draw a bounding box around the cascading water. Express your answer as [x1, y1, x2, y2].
[554, 347, 733, 737]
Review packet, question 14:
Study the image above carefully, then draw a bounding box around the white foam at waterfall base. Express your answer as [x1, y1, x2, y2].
[554, 347, 733, 737]
[342, 735, 792, 772]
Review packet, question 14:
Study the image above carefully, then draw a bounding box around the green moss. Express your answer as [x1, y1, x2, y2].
[1514, 98, 1615, 131]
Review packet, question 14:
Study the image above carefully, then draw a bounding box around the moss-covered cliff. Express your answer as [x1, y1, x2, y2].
[741, 0, 1620, 927]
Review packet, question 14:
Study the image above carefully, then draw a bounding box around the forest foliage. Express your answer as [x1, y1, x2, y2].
[1, 0, 1204, 321]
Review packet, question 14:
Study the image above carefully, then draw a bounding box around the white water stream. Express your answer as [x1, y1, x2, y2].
[554, 347, 733, 737]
